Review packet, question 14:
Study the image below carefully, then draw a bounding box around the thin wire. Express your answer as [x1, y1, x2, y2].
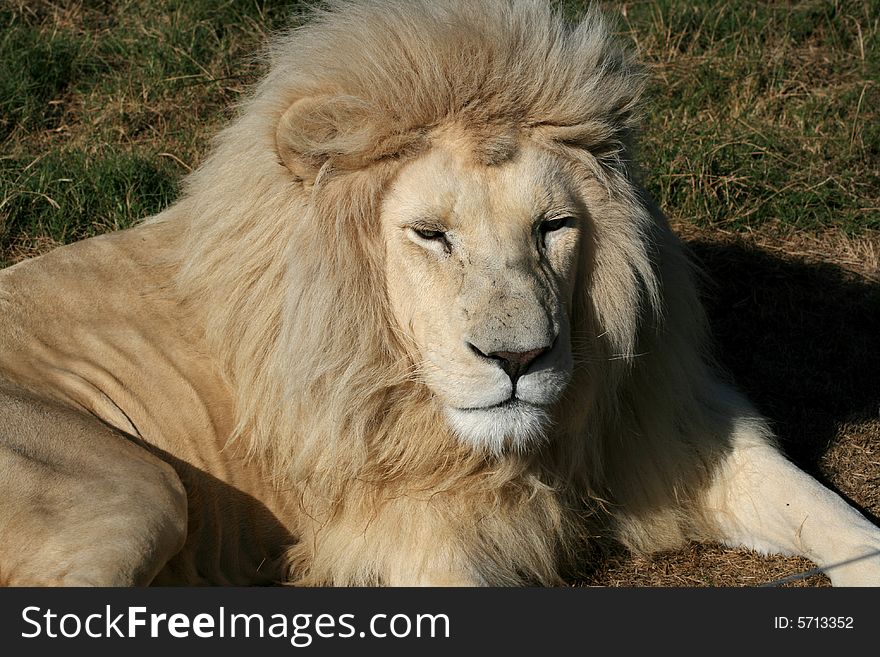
[759, 548, 880, 587]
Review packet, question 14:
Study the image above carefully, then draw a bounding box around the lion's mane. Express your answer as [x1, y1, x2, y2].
[160, 0, 762, 584]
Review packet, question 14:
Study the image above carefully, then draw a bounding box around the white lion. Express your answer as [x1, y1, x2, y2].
[0, 0, 877, 586]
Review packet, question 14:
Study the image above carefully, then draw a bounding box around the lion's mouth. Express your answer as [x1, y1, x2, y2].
[456, 397, 538, 412]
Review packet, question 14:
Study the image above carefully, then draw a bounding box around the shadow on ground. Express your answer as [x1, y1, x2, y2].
[687, 238, 880, 469]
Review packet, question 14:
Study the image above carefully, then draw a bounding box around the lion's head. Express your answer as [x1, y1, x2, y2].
[174, 0, 699, 489]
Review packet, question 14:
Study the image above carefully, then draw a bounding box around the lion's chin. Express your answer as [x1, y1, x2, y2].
[444, 401, 552, 455]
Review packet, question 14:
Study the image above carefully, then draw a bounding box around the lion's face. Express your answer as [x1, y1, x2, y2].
[381, 136, 584, 453]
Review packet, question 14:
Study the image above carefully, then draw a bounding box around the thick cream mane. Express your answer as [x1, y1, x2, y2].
[162, 0, 738, 580]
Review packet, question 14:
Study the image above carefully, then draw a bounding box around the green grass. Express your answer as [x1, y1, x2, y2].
[1, 150, 178, 246]
[617, 0, 880, 232]
[0, 0, 295, 266]
[1, 0, 878, 267]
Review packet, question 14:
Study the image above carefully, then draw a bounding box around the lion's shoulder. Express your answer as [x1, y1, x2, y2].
[0, 220, 228, 443]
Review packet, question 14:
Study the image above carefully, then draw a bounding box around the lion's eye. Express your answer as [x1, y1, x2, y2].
[540, 217, 571, 233]
[412, 227, 446, 241]
[406, 225, 451, 254]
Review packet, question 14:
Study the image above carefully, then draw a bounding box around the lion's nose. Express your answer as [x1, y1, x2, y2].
[468, 343, 550, 383]
[490, 347, 549, 382]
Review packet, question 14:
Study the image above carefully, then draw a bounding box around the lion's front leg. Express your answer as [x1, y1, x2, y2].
[0, 386, 188, 586]
[701, 426, 880, 586]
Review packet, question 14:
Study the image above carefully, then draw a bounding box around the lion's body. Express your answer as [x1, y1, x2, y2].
[0, 223, 295, 584]
[1, 0, 879, 586]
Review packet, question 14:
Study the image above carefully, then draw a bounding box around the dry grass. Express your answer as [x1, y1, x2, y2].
[3, 232, 63, 263]
[587, 545, 831, 588]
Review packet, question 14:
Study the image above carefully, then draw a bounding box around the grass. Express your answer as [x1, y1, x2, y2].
[1, 0, 878, 586]
[2, 0, 878, 262]
[0, 0, 296, 266]
[620, 0, 880, 233]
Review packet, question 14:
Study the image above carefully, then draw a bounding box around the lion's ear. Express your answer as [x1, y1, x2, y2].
[275, 95, 380, 186]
